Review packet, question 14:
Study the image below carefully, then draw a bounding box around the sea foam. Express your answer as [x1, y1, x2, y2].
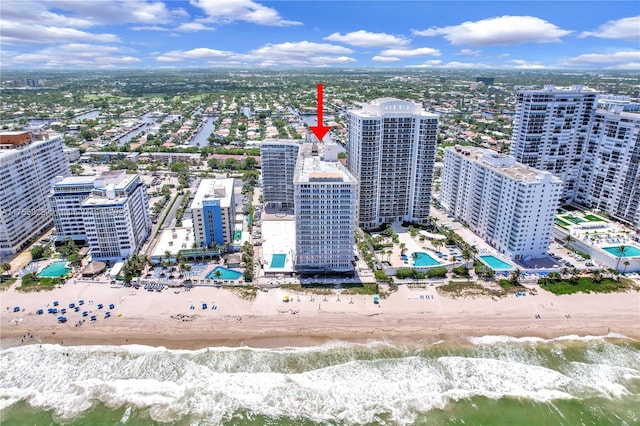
[1, 341, 639, 425]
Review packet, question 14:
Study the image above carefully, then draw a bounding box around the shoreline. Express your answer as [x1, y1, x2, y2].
[3, 312, 639, 350]
[2, 282, 639, 350]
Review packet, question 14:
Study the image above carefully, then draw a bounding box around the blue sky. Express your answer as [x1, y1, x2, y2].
[1, 1, 639, 69]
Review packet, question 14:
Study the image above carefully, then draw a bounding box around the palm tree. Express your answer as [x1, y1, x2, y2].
[433, 239, 443, 254]
[623, 260, 630, 275]
[213, 268, 222, 282]
[592, 269, 603, 284]
[564, 233, 573, 247]
[399, 243, 406, 255]
[509, 267, 521, 287]
[615, 245, 627, 271]
[461, 248, 473, 268]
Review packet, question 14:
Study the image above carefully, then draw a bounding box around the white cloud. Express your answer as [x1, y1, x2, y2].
[156, 41, 354, 67]
[509, 59, 548, 69]
[0, 20, 120, 45]
[131, 26, 171, 32]
[190, 0, 302, 26]
[413, 15, 572, 46]
[157, 48, 237, 62]
[373, 56, 401, 62]
[406, 60, 443, 68]
[174, 22, 216, 32]
[560, 50, 640, 69]
[0, 1, 187, 44]
[250, 41, 351, 59]
[324, 30, 408, 48]
[379, 47, 440, 57]
[440, 61, 492, 68]
[3, 43, 141, 68]
[580, 16, 640, 40]
[456, 48, 482, 56]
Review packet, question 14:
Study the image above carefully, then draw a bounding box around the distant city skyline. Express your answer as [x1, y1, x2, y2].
[1, 1, 638, 70]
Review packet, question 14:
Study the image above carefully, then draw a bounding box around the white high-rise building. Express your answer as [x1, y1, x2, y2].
[347, 98, 438, 229]
[0, 132, 69, 258]
[260, 140, 301, 209]
[191, 178, 235, 248]
[78, 171, 151, 261]
[294, 141, 357, 275]
[577, 106, 640, 229]
[442, 146, 563, 260]
[509, 85, 598, 201]
[49, 176, 96, 245]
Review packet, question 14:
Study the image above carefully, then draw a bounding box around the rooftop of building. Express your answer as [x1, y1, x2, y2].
[191, 178, 234, 209]
[447, 145, 563, 184]
[260, 139, 303, 147]
[518, 84, 598, 94]
[349, 97, 438, 118]
[294, 141, 357, 184]
[152, 224, 195, 258]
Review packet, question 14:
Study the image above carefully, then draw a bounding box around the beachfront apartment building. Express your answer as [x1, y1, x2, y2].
[576, 105, 640, 229]
[294, 141, 357, 275]
[347, 98, 438, 229]
[442, 146, 563, 260]
[260, 140, 301, 209]
[49, 176, 96, 246]
[57, 170, 151, 262]
[509, 85, 598, 201]
[0, 132, 69, 258]
[191, 178, 235, 248]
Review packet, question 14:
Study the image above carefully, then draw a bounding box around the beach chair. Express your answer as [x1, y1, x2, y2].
[90, 315, 96, 322]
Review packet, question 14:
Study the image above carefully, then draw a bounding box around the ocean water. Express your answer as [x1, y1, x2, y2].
[1, 336, 639, 425]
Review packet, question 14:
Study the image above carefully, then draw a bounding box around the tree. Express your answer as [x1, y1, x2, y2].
[0, 262, 11, 276]
[399, 243, 407, 255]
[564, 234, 573, 246]
[58, 237, 79, 258]
[244, 156, 257, 170]
[69, 164, 84, 176]
[462, 248, 473, 268]
[31, 245, 45, 260]
[623, 260, 630, 275]
[433, 239, 443, 254]
[592, 269, 603, 283]
[615, 245, 627, 271]
[213, 268, 222, 282]
[509, 267, 521, 287]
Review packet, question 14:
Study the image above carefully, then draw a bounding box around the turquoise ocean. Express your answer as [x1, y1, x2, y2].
[1, 335, 639, 425]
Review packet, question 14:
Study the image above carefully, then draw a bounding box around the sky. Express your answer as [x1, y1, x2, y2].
[1, 0, 639, 70]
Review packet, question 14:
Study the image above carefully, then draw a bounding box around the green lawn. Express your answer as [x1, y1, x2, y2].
[584, 214, 606, 222]
[538, 277, 635, 295]
[562, 215, 585, 224]
[555, 218, 571, 227]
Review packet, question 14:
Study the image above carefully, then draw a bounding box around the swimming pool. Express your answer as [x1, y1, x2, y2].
[271, 253, 287, 268]
[479, 255, 514, 270]
[39, 261, 72, 278]
[206, 266, 243, 280]
[413, 252, 440, 267]
[603, 245, 640, 258]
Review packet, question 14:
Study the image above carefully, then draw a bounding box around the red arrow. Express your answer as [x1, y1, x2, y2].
[309, 83, 331, 141]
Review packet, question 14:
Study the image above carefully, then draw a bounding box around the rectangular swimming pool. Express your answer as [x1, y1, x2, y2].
[271, 253, 287, 268]
[603, 245, 640, 258]
[479, 255, 514, 270]
[413, 252, 440, 267]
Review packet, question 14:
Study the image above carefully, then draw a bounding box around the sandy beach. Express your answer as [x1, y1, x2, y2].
[1, 282, 639, 349]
